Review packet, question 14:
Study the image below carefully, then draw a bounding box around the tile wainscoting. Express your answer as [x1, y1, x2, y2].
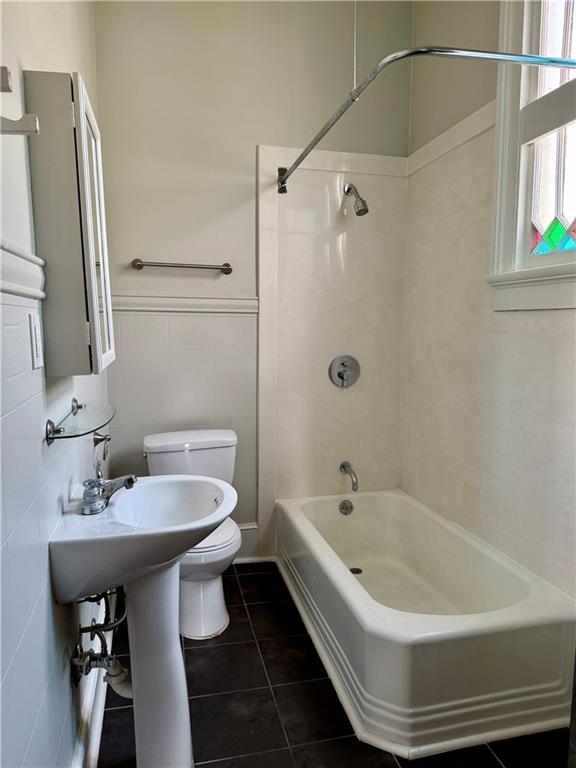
[108, 304, 257, 529]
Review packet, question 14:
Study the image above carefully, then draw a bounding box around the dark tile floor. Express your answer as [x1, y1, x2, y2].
[98, 562, 575, 768]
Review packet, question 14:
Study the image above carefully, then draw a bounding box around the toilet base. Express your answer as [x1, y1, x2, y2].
[180, 574, 230, 640]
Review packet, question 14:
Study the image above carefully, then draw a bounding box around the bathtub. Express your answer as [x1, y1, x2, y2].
[276, 489, 576, 760]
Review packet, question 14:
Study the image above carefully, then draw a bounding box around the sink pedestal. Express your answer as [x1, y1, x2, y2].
[125, 560, 192, 768]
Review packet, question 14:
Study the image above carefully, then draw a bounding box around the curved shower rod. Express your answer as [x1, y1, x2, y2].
[277, 45, 576, 193]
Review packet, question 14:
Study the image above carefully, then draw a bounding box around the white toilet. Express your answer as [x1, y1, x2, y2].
[143, 429, 242, 639]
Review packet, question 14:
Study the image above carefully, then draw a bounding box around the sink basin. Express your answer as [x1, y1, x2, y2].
[50, 475, 237, 604]
[50, 474, 238, 768]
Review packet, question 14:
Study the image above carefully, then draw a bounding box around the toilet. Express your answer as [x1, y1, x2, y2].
[143, 429, 242, 639]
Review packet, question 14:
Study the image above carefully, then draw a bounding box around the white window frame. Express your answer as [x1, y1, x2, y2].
[489, 0, 576, 310]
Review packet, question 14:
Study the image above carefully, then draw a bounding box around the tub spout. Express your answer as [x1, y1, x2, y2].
[339, 461, 358, 492]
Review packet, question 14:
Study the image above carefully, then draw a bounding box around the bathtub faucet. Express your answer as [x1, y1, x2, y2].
[339, 461, 358, 492]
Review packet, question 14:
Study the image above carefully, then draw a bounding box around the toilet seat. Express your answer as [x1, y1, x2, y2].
[180, 517, 241, 591]
[188, 517, 240, 554]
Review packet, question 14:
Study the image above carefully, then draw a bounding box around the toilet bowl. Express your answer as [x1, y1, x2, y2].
[144, 429, 242, 639]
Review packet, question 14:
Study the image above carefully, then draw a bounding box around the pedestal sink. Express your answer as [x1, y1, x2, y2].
[50, 475, 238, 768]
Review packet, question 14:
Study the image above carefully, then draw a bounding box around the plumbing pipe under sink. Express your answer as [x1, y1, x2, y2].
[104, 657, 133, 699]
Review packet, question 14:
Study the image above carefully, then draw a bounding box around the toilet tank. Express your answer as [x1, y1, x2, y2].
[144, 429, 237, 483]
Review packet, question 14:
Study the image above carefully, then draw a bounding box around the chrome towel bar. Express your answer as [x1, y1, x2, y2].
[131, 258, 232, 275]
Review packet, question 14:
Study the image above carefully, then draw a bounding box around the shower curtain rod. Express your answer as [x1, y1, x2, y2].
[277, 45, 576, 193]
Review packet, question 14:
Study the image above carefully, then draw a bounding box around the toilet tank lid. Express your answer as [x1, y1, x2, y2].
[143, 429, 237, 453]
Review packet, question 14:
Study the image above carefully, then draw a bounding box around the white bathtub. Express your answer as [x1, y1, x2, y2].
[276, 489, 576, 760]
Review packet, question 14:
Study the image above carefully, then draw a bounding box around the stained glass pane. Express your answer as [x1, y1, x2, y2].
[559, 217, 576, 250]
[534, 239, 553, 254]
[523, 2, 576, 264]
[559, 235, 576, 249]
[544, 217, 568, 246]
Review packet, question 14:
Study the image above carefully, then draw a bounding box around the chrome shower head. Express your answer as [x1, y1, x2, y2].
[343, 182, 369, 216]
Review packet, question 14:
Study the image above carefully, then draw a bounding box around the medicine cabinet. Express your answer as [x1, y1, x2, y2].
[24, 71, 115, 376]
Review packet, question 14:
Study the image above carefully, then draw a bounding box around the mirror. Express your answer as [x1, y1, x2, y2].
[74, 73, 115, 372]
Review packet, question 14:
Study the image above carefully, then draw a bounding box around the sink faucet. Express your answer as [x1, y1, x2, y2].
[81, 475, 137, 515]
[339, 461, 358, 492]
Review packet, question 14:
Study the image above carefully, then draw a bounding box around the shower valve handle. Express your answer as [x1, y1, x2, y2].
[337, 363, 350, 386]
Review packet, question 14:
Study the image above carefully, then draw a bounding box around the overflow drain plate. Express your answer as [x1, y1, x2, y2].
[350, 567, 363, 575]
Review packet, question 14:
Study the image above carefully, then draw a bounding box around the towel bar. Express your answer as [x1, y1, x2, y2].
[131, 258, 232, 275]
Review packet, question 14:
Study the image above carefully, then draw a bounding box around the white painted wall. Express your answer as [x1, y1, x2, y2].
[0, 3, 109, 765]
[401, 127, 576, 596]
[410, 1, 501, 151]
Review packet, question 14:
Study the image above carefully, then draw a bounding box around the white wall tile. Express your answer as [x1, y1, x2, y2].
[0, 298, 107, 766]
[1, 392, 44, 540]
[214, 385, 256, 423]
[0, 584, 72, 768]
[122, 350, 171, 390]
[169, 350, 215, 389]
[215, 349, 256, 390]
[214, 316, 257, 351]
[1, 490, 47, 677]
[170, 387, 216, 425]
[118, 388, 172, 429]
[168, 315, 214, 350]
[22, 660, 69, 768]
[109, 311, 258, 531]
[233, 457, 257, 525]
[1, 302, 44, 417]
[115, 313, 169, 351]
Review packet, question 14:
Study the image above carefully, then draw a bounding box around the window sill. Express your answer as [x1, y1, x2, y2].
[488, 265, 576, 310]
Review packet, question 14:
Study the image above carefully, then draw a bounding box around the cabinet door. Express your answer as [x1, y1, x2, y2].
[73, 73, 115, 373]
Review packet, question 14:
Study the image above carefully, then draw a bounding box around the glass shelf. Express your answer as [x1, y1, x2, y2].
[46, 398, 116, 444]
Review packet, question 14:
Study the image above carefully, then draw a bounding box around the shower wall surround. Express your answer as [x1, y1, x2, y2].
[275, 164, 405, 498]
[1, 3, 109, 766]
[401, 127, 576, 596]
[259, 111, 575, 596]
[258, 146, 406, 549]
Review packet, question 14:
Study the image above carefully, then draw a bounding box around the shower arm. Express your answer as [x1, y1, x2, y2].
[277, 45, 576, 193]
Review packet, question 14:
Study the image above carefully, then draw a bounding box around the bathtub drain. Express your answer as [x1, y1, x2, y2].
[350, 567, 363, 575]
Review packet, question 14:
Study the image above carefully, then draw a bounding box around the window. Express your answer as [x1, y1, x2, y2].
[490, 0, 576, 310]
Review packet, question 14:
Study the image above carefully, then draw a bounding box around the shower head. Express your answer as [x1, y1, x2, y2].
[343, 182, 369, 216]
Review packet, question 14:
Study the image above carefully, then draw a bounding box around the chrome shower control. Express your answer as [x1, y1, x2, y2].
[329, 355, 360, 389]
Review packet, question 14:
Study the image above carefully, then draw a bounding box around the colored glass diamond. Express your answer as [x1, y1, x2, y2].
[559, 235, 576, 251]
[534, 239, 553, 255]
[543, 217, 568, 249]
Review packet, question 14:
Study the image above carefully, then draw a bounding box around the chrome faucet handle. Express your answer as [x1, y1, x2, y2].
[82, 477, 105, 491]
[81, 478, 107, 515]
